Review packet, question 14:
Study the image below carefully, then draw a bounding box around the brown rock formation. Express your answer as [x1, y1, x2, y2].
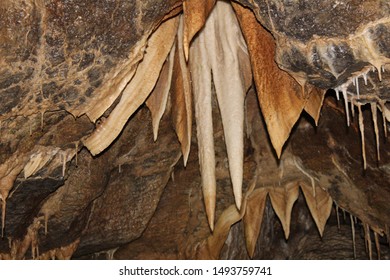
[0, 0, 389, 259]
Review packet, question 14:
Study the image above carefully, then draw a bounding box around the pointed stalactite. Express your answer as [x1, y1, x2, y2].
[303, 86, 326, 125]
[357, 104, 367, 169]
[243, 188, 268, 258]
[341, 88, 350, 126]
[190, 21, 216, 230]
[364, 223, 373, 260]
[171, 16, 193, 166]
[84, 16, 179, 155]
[350, 213, 356, 259]
[205, 1, 251, 209]
[379, 101, 388, 138]
[370, 103, 380, 161]
[300, 184, 333, 236]
[145, 42, 176, 141]
[233, 3, 308, 158]
[268, 183, 299, 239]
[182, 0, 216, 61]
[189, 1, 252, 226]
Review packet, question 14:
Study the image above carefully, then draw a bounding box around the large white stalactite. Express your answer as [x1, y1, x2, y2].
[190, 1, 252, 229]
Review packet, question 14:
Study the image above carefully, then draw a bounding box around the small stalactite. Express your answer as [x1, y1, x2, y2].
[354, 76, 360, 98]
[363, 72, 368, 85]
[376, 65, 383, 81]
[364, 223, 373, 260]
[357, 103, 367, 169]
[379, 101, 388, 138]
[350, 213, 356, 259]
[341, 88, 350, 126]
[370, 103, 380, 161]
[105, 248, 117, 260]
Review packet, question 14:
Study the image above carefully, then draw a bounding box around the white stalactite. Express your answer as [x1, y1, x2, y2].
[370, 103, 380, 161]
[190, 22, 216, 230]
[189, 1, 252, 225]
[357, 104, 367, 169]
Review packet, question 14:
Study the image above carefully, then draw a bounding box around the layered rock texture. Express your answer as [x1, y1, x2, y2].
[0, 0, 389, 259]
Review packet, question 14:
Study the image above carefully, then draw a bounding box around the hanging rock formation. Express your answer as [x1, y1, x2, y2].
[0, 0, 389, 259]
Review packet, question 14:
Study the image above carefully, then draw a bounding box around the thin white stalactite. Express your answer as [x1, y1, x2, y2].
[342, 88, 350, 126]
[370, 103, 380, 161]
[351, 96, 355, 118]
[336, 204, 340, 230]
[357, 103, 367, 169]
[355, 76, 360, 99]
[379, 101, 388, 138]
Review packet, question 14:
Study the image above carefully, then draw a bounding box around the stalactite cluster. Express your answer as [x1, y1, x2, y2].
[0, 0, 389, 259]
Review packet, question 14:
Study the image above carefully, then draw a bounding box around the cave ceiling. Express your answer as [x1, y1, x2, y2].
[0, 0, 389, 260]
